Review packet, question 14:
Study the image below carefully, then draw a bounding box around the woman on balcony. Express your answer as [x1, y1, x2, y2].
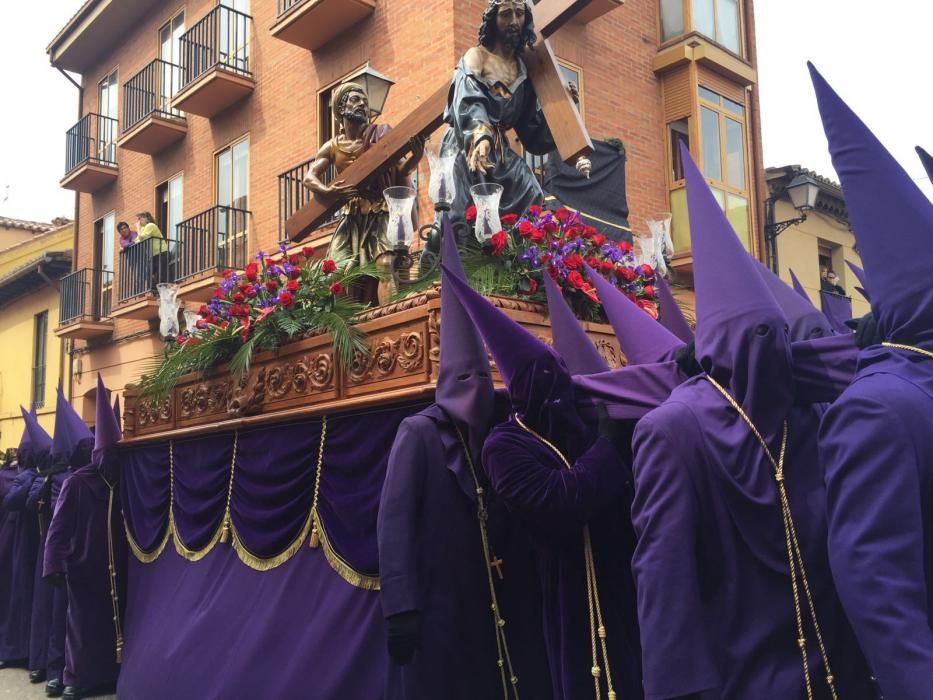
[135, 212, 169, 293]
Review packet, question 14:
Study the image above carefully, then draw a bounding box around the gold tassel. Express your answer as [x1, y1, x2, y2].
[115, 637, 124, 664]
[309, 524, 321, 549]
[219, 516, 231, 545]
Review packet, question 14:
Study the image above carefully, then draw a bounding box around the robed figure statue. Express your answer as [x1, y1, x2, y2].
[439, 0, 587, 228]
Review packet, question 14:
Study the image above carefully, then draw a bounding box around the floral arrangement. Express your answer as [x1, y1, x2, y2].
[140, 244, 371, 399]
[463, 204, 659, 321]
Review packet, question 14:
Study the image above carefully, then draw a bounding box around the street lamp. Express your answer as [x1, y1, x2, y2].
[765, 172, 821, 273]
[343, 63, 395, 118]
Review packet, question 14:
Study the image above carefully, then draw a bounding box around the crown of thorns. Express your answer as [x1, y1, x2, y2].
[487, 0, 528, 10]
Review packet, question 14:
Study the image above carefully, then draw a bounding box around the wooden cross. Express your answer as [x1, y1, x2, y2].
[285, 0, 601, 242]
[489, 556, 505, 580]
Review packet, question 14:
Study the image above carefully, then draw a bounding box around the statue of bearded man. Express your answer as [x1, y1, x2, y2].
[438, 0, 584, 232]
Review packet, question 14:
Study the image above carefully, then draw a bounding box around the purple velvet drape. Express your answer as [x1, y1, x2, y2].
[117, 402, 428, 697]
[820, 291, 854, 334]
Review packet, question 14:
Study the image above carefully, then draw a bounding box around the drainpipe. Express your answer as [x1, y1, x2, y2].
[36, 261, 68, 403]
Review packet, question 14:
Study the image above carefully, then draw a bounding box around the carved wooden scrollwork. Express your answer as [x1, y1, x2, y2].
[266, 353, 334, 400]
[349, 332, 424, 384]
[228, 367, 266, 418]
[180, 382, 230, 419]
[137, 397, 171, 427]
[593, 339, 622, 369]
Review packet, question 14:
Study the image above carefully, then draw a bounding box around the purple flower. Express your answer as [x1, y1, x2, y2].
[256, 250, 267, 261]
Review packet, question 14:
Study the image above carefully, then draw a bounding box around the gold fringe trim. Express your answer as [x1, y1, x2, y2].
[229, 505, 316, 572]
[125, 517, 173, 564]
[312, 509, 380, 591]
[172, 510, 227, 562]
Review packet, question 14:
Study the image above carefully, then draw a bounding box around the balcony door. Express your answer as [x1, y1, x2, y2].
[219, 0, 250, 74]
[216, 137, 249, 269]
[94, 213, 115, 316]
[159, 12, 185, 114]
[157, 174, 184, 273]
[98, 70, 118, 164]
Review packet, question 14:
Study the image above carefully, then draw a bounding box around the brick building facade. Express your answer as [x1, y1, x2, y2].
[48, 0, 765, 414]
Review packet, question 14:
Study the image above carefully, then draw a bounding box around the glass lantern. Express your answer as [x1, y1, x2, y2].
[183, 309, 201, 336]
[427, 145, 457, 209]
[157, 283, 181, 339]
[645, 212, 673, 276]
[469, 183, 503, 243]
[384, 186, 416, 248]
[634, 233, 657, 270]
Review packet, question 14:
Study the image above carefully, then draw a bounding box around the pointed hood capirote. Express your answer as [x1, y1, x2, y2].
[22, 405, 53, 470]
[656, 276, 694, 344]
[52, 384, 93, 467]
[437, 213, 495, 458]
[753, 260, 832, 341]
[113, 395, 122, 434]
[542, 272, 608, 376]
[93, 374, 122, 468]
[844, 260, 870, 302]
[788, 269, 809, 302]
[584, 262, 684, 365]
[682, 142, 792, 435]
[440, 264, 587, 456]
[810, 64, 933, 347]
[918, 146, 933, 183]
[16, 405, 34, 467]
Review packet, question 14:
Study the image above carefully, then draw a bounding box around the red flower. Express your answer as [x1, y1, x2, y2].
[212, 288, 224, 299]
[566, 270, 586, 290]
[288, 254, 301, 266]
[554, 207, 571, 222]
[586, 256, 599, 269]
[265, 280, 278, 292]
[329, 282, 344, 295]
[599, 260, 614, 274]
[542, 221, 558, 234]
[617, 266, 636, 282]
[465, 205, 477, 222]
[287, 279, 300, 292]
[489, 231, 508, 256]
[527, 204, 542, 216]
[565, 224, 582, 239]
[642, 285, 656, 299]
[638, 298, 659, 320]
[640, 263, 655, 277]
[525, 277, 538, 295]
[277, 292, 294, 307]
[618, 240, 633, 254]
[501, 213, 519, 227]
[302, 246, 315, 258]
[245, 262, 259, 282]
[518, 220, 536, 237]
[230, 304, 249, 318]
[582, 284, 600, 304]
[232, 292, 245, 303]
[195, 319, 210, 330]
[563, 254, 584, 270]
[582, 225, 598, 238]
[239, 318, 251, 343]
[547, 265, 560, 281]
[288, 268, 301, 280]
[530, 228, 546, 244]
[321, 259, 337, 274]
[198, 304, 210, 316]
[591, 234, 607, 247]
[244, 285, 258, 299]
[223, 269, 235, 279]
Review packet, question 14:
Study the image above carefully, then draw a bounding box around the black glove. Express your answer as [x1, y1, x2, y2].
[386, 610, 421, 665]
[44, 573, 65, 588]
[853, 313, 882, 350]
[675, 340, 704, 378]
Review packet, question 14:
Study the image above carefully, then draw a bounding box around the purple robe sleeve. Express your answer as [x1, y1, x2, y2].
[378, 418, 428, 618]
[2, 470, 35, 512]
[573, 361, 686, 421]
[482, 429, 624, 526]
[790, 334, 857, 404]
[819, 390, 933, 699]
[631, 411, 719, 700]
[43, 477, 78, 579]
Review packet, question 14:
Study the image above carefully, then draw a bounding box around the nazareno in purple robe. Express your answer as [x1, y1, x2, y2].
[629, 145, 873, 700]
[378, 219, 552, 699]
[44, 378, 126, 690]
[812, 65, 933, 699]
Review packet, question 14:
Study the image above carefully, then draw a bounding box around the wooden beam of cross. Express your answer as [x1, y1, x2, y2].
[286, 0, 599, 242]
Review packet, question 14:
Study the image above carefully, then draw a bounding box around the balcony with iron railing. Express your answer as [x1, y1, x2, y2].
[174, 5, 254, 118]
[55, 268, 115, 339]
[60, 113, 118, 193]
[111, 236, 179, 320]
[175, 205, 251, 300]
[119, 59, 187, 155]
[272, 0, 375, 52]
[278, 159, 341, 245]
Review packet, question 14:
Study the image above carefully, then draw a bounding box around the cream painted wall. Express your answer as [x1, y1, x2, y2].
[774, 199, 870, 320]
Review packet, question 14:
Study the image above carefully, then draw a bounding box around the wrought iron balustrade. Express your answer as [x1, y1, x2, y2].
[176, 206, 251, 281]
[123, 59, 184, 132]
[59, 268, 113, 325]
[65, 113, 118, 174]
[179, 5, 252, 89]
[117, 237, 178, 303]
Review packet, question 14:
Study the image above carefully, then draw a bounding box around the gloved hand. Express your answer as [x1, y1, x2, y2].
[386, 610, 421, 665]
[675, 340, 704, 378]
[853, 313, 882, 350]
[44, 573, 65, 588]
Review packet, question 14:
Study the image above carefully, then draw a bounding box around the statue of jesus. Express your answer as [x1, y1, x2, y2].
[439, 0, 588, 230]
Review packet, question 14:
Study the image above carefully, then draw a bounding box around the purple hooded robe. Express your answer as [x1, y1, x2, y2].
[44, 377, 126, 691]
[378, 217, 551, 699]
[630, 144, 873, 700]
[812, 65, 933, 699]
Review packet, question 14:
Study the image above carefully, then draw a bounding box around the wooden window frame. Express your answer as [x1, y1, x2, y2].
[697, 85, 748, 198]
[32, 311, 49, 410]
[657, 0, 745, 58]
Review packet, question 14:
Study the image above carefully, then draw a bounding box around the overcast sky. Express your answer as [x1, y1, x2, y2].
[0, 1, 930, 224]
